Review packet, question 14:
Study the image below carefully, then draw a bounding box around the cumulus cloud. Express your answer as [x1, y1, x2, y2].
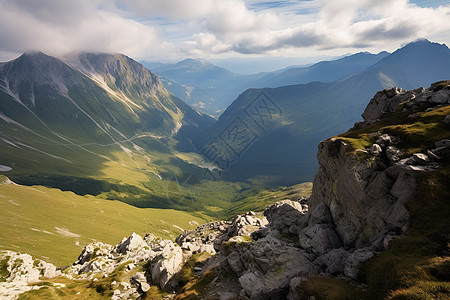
[0, 0, 449, 61]
[188, 0, 450, 55]
[0, 0, 162, 60]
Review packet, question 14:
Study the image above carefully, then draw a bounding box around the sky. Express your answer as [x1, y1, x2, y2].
[0, 0, 449, 73]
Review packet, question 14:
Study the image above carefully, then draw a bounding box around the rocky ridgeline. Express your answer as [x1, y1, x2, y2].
[1, 82, 449, 299]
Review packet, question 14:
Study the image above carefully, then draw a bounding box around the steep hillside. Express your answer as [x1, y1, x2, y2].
[197, 40, 450, 185]
[6, 82, 449, 300]
[0, 52, 229, 216]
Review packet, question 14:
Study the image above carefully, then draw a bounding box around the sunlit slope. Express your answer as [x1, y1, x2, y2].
[0, 179, 207, 266]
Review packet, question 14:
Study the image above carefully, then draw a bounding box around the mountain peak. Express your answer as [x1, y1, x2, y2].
[18, 51, 57, 63]
[400, 38, 449, 52]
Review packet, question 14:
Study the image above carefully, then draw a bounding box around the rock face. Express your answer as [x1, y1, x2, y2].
[309, 137, 414, 250]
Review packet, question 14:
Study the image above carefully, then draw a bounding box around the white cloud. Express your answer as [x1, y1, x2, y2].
[188, 0, 450, 56]
[0, 0, 163, 60]
[0, 0, 449, 61]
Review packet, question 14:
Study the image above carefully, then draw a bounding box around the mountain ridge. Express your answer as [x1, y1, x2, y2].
[195, 40, 450, 185]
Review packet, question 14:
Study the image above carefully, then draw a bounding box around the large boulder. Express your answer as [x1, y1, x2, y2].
[114, 232, 146, 255]
[149, 240, 186, 290]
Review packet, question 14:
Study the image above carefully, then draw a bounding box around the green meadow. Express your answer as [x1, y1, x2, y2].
[0, 181, 209, 266]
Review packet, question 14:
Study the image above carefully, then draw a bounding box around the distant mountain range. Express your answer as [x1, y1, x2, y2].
[144, 51, 390, 117]
[194, 39, 450, 185]
[1, 39, 449, 190]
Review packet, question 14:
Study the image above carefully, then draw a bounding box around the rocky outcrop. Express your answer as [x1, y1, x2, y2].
[362, 80, 450, 124]
[0, 251, 61, 300]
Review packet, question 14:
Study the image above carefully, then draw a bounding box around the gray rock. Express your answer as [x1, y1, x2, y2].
[299, 224, 342, 256]
[131, 272, 150, 293]
[386, 146, 400, 162]
[239, 272, 265, 299]
[427, 150, 441, 161]
[287, 277, 306, 300]
[227, 252, 245, 274]
[369, 144, 382, 155]
[443, 115, 450, 124]
[430, 89, 450, 104]
[375, 134, 393, 146]
[264, 200, 308, 234]
[114, 232, 146, 255]
[314, 248, 350, 274]
[344, 249, 375, 279]
[435, 139, 450, 148]
[150, 240, 185, 290]
[37, 261, 60, 278]
[412, 153, 429, 165]
[308, 202, 333, 225]
[362, 87, 405, 123]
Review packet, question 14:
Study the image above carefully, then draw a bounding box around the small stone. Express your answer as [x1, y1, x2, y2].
[430, 89, 450, 104]
[435, 139, 450, 148]
[444, 115, 450, 124]
[386, 146, 400, 162]
[369, 144, 382, 155]
[427, 150, 441, 161]
[193, 266, 202, 272]
[413, 153, 429, 165]
[375, 134, 393, 145]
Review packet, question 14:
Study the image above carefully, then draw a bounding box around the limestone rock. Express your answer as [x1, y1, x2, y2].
[114, 232, 146, 255]
[150, 240, 185, 290]
[37, 261, 60, 278]
[343, 249, 375, 279]
[299, 224, 341, 256]
[264, 199, 308, 234]
[362, 87, 405, 123]
[412, 153, 430, 165]
[131, 272, 150, 292]
[313, 248, 350, 274]
[369, 143, 382, 155]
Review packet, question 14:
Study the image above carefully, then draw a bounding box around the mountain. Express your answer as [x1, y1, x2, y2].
[150, 58, 238, 87]
[249, 51, 390, 88]
[196, 40, 450, 185]
[148, 52, 388, 117]
[5, 82, 449, 299]
[0, 51, 217, 210]
[143, 58, 247, 117]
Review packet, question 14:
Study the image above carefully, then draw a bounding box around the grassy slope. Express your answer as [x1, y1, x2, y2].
[226, 182, 312, 217]
[0, 181, 208, 266]
[303, 98, 450, 299]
